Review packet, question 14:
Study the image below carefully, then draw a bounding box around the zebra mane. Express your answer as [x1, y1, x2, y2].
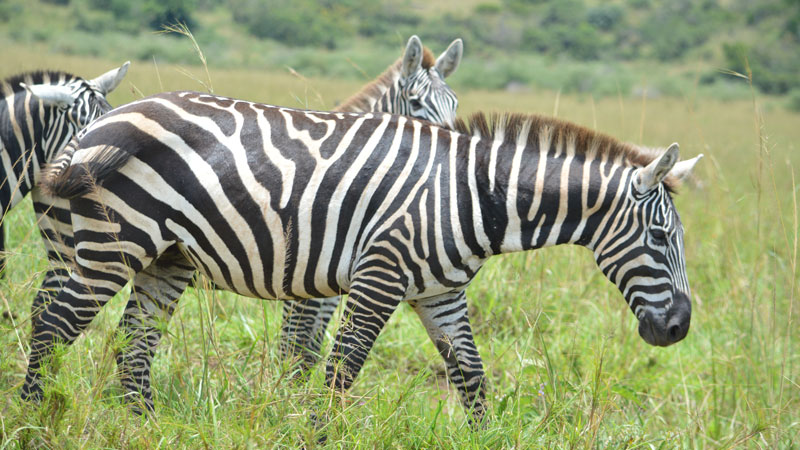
[454, 112, 680, 191]
[1, 70, 80, 97]
[333, 46, 436, 114]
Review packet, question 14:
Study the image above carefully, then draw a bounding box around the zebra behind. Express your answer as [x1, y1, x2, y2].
[24, 92, 701, 424]
[0, 63, 129, 314]
[280, 34, 463, 371]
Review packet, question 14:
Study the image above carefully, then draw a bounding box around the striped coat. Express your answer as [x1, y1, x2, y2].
[24, 91, 701, 424]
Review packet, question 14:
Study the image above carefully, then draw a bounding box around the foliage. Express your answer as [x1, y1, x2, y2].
[787, 88, 800, 112]
[1, 0, 799, 99]
[0, 0, 24, 22]
[586, 5, 625, 31]
[229, 0, 341, 49]
[723, 40, 800, 94]
[82, 0, 195, 32]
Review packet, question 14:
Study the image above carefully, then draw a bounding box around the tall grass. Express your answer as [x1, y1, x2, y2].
[1, 44, 799, 448]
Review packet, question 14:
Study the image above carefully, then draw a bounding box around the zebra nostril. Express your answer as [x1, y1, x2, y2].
[668, 324, 681, 341]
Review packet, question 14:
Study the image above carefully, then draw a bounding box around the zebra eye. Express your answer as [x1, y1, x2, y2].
[409, 98, 423, 110]
[650, 228, 668, 245]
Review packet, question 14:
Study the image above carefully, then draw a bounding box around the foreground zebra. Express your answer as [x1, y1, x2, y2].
[280, 35, 463, 370]
[0, 63, 129, 316]
[23, 91, 701, 424]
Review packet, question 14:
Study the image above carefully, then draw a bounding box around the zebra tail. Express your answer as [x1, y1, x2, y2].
[39, 137, 130, 199]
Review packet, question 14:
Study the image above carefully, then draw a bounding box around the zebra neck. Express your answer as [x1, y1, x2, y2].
[0, 97, 59, 207]
[471, 133, 632, 256]
[333, 62, 402, 114]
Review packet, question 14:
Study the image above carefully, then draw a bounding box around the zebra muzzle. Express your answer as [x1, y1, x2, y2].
[637, 293, 691, 346]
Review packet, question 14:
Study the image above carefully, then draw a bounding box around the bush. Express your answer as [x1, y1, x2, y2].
[587, 5, 625, 31]
[475, 2, 502, 14]
[786, 89, 800, 112]
[230, 0, 341, 49]
[0, 0, 22, 23]
[143, 0, 196, 30]
[723, 40, 800, 94]
[82, 0, 194, 32]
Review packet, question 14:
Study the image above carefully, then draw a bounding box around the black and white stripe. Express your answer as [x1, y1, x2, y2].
[24, 96, 701, 424]
[280, 35, 462, 371]
[0, 63, 129, 318]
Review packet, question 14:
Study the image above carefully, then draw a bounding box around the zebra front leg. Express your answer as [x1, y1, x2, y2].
[411, 291, 488, 426]
[116, 247, 194, 414]
[22, 269, 131, 402]
[280, 295, 340, 374]
[325, 270, 406, 397]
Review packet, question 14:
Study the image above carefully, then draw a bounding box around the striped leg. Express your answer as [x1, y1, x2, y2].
[30, 267, 71, 322]
[0, 220, 5, 277]
[280, 295, 340, 372]
[116, 247, 194, 413]
[22, 262, 138, 402]
[22, 194, 159, 402]
[325, 268, 406, 394]
[410, 291, 488, 425]
[31, 191, 74, 322]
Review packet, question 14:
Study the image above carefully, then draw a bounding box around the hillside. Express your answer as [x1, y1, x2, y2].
[1, 0, 798, 104]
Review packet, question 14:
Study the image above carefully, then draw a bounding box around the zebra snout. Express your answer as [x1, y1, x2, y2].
[638, 294, 691, 347]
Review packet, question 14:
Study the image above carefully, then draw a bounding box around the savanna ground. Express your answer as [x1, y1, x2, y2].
[0, 42, 798, 448]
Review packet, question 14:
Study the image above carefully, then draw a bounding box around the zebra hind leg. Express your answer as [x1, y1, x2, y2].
[279, 295, 340, 375]
[22, 261, 143, 403]
[411, 291, 488, 427]
[31, 267, 70, 324]
[116, 246, 194, 414]
[31, 191, 76, 326]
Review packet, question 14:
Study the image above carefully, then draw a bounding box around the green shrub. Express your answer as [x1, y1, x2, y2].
[474, 2, 501, 14]
[786, 89, 800, 112]
[723, 40, 800, 94]
[230, 0, 341, 49]
[0, 0, 23, 22]
[587, 5, 625, 31]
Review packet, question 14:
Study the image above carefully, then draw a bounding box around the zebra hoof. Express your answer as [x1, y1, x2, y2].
[308, 411, 329, 443]
[20, 386, 43, 404]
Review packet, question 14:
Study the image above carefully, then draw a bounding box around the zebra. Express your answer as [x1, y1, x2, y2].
[22, 92, 702, 425]
[0, 63, 129, 318]
[280, 34, 463, 371]
[333, 35, 462, 126]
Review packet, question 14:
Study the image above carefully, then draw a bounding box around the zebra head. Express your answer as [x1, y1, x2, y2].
[593, 144, 703, 347]
[21, 61, 129, 132]
[396, 35, 462, 128]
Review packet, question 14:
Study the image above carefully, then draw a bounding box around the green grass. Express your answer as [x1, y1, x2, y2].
[1, 44, 799, 448]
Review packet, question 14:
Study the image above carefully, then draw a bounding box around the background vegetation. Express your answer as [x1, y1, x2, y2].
[0, 0, 798, 448]
[1, 0, 800, 103]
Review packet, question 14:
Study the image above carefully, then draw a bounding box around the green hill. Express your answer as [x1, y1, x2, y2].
[1, 0, 799, 103]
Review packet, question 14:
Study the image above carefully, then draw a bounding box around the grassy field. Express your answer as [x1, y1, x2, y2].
[1, 44, 799, 448]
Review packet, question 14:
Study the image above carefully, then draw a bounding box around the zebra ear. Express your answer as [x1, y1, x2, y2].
[435, 38, 463, 78]
[20, 83, 76, 108]
[635, 143, 679, 193]
[670, 153, 704, 182]
[402, 35, 423, 78]
[91, 61, 130, 95]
